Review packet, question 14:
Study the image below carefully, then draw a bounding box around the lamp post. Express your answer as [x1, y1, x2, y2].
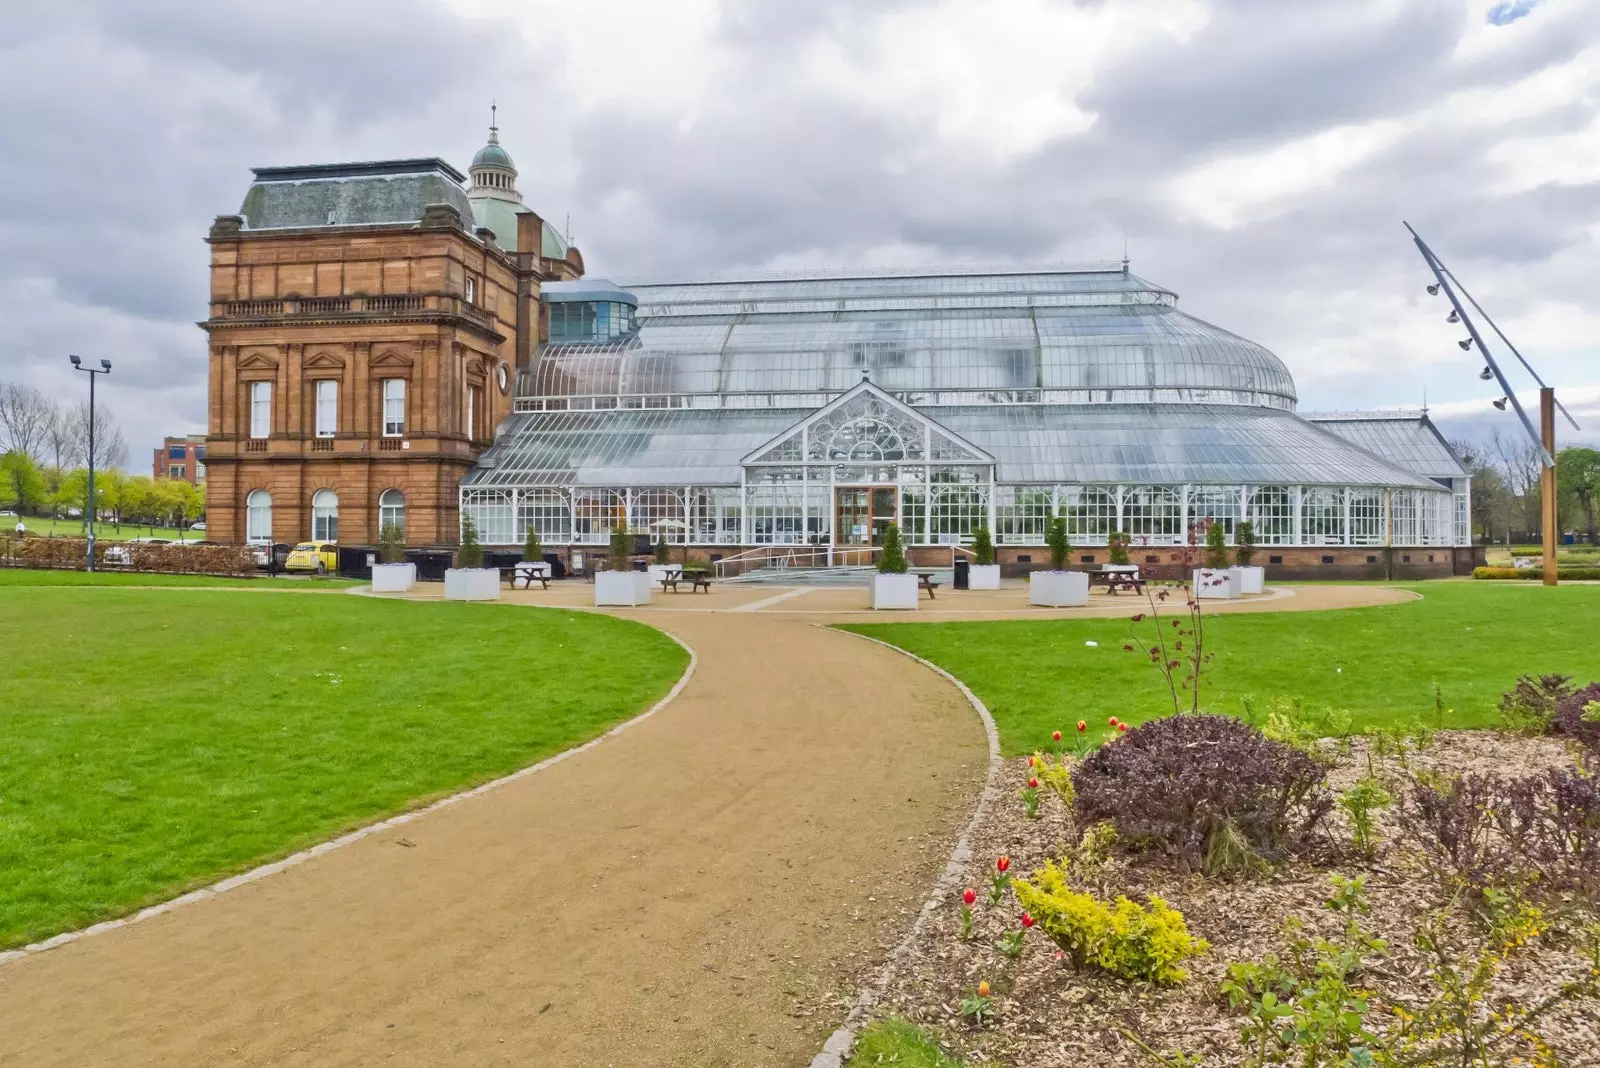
[69, 355, 112, 572]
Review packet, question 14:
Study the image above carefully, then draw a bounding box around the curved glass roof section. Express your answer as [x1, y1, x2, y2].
[464, 403, 1434, 490]
[524, 265, 1298, 409]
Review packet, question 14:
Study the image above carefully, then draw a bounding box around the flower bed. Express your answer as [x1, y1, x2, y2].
[861, 728, 1600, 1067]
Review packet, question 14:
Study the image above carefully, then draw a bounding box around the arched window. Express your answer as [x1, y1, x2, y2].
[379, 489, 406, 534]
[311, 489, 339, 541]
[247, 490, 272, 543]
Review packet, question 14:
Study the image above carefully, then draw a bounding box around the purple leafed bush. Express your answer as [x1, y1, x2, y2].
[1552, 682, 1600, 753]
[1399, 768, 1600, 898]
[1072, 714, 1333, 876]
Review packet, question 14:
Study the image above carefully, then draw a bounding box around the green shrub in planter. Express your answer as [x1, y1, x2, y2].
[654, 535, 672, 565]
[1046, 513, 1071, 570]
[878, 523, 908, 574]
[522, 525, 543, 565]
[1234, 521, 1256, 566]
[1108, 530, 1131, 566]
[458, 515, 484, 569]
[378, 521, 406, 564]
[971, 525, 996, 566]
[609, 519, 632, 573]
[1204, 521, 1229, 569]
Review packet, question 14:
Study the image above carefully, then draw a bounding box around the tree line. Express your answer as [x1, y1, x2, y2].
[1452, 431, 1600, 545]
[1, 379, 204, 533]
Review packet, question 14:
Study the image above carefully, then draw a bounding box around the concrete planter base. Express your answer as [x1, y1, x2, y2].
[595, 570, 652, 606]
[370, 562, 416, 593]
[871, 572, 920, 610]
[444, 567, 501, 602]
[1193, 567, 1242, 599]
[1029, 570, 1088, 607]
[1231, 565, 1265, 594]
[967, 563, 1001, 590]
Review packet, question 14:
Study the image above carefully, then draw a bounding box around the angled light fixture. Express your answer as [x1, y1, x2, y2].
[1479, 366, 1493, 381]
[1458, 338, 1474, 350]
[1426, 283, 1440, 295]
[1447, 309, 1459, 323]
[1493, 397, 1508, 411]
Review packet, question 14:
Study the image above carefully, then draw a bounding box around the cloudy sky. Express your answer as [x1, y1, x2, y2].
[2, 0, 1597, 463]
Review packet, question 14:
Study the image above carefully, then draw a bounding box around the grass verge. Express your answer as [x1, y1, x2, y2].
[851, 1018, 966, 1066]
[0, 568, 357, 588]
[840, 582, 1599, 754]
[0, 589, 687, 949]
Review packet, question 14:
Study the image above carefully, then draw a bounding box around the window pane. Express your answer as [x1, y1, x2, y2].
[383, 379, 406, 435]
[247, 490, 272, 543]
[316, 380, 338, 437]
[250, 382, 272, 439]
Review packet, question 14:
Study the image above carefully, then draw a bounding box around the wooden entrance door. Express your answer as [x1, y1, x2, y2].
[835, 487, 897, 546]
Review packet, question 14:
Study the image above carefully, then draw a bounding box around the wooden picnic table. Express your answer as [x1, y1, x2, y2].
[658, 568, 713, 593]
[506, 562, 551, 590]
[908, 568, 942, 599]
[1087, 566, 1144, 594]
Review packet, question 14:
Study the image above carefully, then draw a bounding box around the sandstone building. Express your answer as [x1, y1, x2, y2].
[201, 120, 580, 546]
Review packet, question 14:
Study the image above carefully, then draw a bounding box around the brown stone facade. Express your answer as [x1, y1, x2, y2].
[201, 211, 567, 547]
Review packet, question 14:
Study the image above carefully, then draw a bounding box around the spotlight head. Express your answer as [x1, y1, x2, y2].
[1427, 284, 1440, 296]
[69, 354, 81, 366]
[1458, 338, 1473, 350]
[1479, 367, 1493, 381]
[101, 359, 111, 371]
[1447, 310, 1459, 323]
[1493, 397, 1508, 411]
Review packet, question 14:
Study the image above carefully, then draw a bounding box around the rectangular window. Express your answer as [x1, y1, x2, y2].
[465, 276, 476, 305]
[467, 386, 480, 440]
[249, 381, 272, 439]
[195, 463, 206, 480]
[168, 444, 187, 460]
[382, 379, 406, 436]
[315, 380, 338, 438]
[170, 464, 185, 479]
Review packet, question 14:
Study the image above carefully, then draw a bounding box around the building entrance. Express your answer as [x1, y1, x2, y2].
[835, 487, 897, 546]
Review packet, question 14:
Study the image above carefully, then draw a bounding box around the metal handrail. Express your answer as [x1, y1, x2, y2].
[714, 544, 881, 579]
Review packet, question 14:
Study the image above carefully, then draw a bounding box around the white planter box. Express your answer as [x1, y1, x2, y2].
[1231, 565, 1265, 594]
[1029, 570, 1089, 607]
[444, 567, 501, 602]
[871, 572, 920, 610]
[1193, 567, 1241, 599]
[967, 563, 1001, 590]
[370, 562, 416, 593]
[595, 570, 653, 606]
[647, 564, 676, 584]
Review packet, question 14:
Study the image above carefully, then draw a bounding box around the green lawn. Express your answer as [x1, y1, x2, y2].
[843, 583, 1599, 755]
[0, 589, 687, 949]
[0, 569, 357, 588]
[852, 1018, 967, 1067]
[5, 517, 193, 540]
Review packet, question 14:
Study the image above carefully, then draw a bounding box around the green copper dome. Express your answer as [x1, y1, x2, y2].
[472, 139, 515, 171]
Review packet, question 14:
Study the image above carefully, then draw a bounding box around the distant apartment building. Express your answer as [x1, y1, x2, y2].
[154, 434, 208, 484]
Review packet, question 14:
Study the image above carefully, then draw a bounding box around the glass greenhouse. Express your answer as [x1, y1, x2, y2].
[462, 265, 1468, 554]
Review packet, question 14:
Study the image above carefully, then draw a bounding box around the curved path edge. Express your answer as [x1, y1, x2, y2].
[809, 625, 1004, 1068]
[0, 625, 699, 968]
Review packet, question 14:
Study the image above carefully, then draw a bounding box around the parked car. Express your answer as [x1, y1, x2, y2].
[103, 537, 173, 566]
[251, 542, 291, 570]
[284, 541, 339, 574]
[190, 521, 207, 532]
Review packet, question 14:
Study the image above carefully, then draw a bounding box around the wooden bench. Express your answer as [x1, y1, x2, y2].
[917, 573, 940, 599]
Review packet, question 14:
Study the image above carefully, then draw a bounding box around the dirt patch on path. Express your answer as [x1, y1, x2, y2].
[0, 613, 986, 1068]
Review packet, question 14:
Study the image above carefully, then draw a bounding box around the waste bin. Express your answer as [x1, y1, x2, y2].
[953, 559, 970, 590]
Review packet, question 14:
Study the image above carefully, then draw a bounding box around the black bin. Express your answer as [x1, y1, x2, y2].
[407, 549, 454, 582]
[337, 545, 378, 579]
[953, 559, 970, 590]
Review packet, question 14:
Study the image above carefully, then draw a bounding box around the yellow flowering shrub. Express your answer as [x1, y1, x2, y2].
[1011, 859, 1207, 985]
[1031, 751, 1075, 806]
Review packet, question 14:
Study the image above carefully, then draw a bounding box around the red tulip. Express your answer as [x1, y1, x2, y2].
[1118, 722, 1129, 732]
[997, 855, 1010, 873]
[1028, 777, 1039, 788]
[1052, 730, 1062, 742]
[963, 888, 976, 906]
[1021, 912, 1036, 929]
[1109, 716, 1119, 727]
[1027, 755, 1036, 767]
[1076, 720, 1087, 732]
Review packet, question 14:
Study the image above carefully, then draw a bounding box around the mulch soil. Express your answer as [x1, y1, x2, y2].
[866, 730, 1600, 1067]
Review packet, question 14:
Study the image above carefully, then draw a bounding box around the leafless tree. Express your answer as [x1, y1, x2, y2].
[1488, 426, 1546, 539]
[0, 381, 56, 457]
[65, 401, 128, 470]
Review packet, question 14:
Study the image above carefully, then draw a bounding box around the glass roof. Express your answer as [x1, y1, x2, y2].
[523, 266, 1298, 408]
[1306, 412, 1466, 480]
[465, 401, 1437, 491]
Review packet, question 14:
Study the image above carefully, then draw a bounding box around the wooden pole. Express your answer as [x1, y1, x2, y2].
[1541, 387, 1557, 587]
